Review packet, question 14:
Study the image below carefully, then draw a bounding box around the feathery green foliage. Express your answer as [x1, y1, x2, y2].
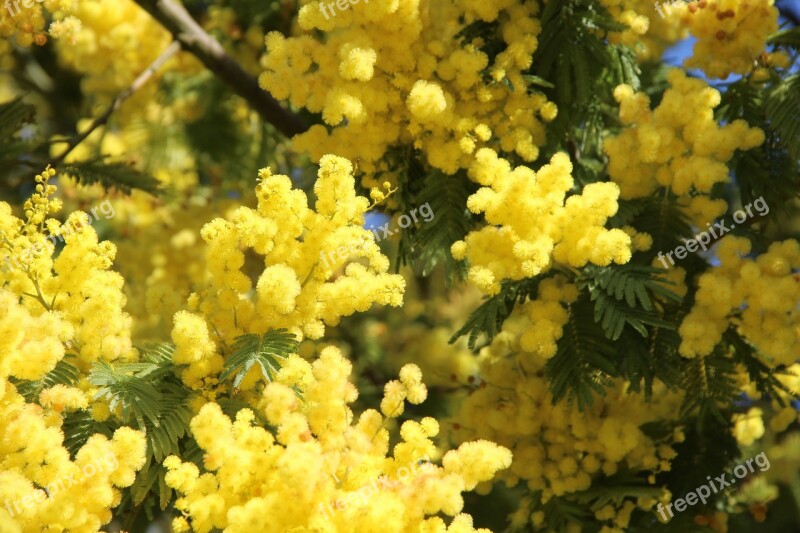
[546, 295, 616, 407]
[450, 277, 544, 351]
[61, 159, 163, 196]
[219, 329, 299, 391]
[577, 264, 681, 340]
[12, 354, 81, 404]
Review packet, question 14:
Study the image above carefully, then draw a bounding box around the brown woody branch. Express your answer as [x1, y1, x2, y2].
[133, 0, 308, 138]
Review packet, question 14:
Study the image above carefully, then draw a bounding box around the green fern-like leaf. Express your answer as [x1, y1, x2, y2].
[0, 97, 36, 165]
[623, 197, 695, 262]
[89, 360, 163, 429]
[572, 471, 663, 510]
[719, 77, 800, 212]
[607, 198, 650, 229]
[61, 158, 162, 195]
[91, 345, 191, 513]
[616, 311, 684, 400]
[129, 456, 178, 514]
[765, 74, 800, 162]
[12, 355, 81, 404]
[145, 383, 192, 462]
[578, 264, 681, 340]
[767, 26, 800, 51]
[450, 277, 543, 351]
[607, 43, 641, 90]
[679, 351, 738, 432]
[396, 169, 477, 284]
[220, 329, 299, 391]
[0, 97, 35, 140]
[125, 382, 191, 511]
[129, 457, 164, 508]
[530, 0, 638, 143]
[546, 296, 616, 408]
[136, 343, 178, 381]
[542, 472, 700, 532]
[61, 410, 114, 459]
[541, 494, 591, 531]
[725, 327, 799, 405]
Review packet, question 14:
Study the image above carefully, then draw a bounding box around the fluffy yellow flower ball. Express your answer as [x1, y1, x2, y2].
[604, 69, 764, 225]
[732, 407, 765, 446]
[261, 0, 554, 182]
[0, 168, 135, 369]
[679, 237, 800, 364]
[453, 149, 631, 295]
[679, 0, 779, 78]
[164, 346, 511, 532]
[408, 80, 449, 122]
[184, 156, 405, 347]
[0, 0, 74, 47]
[452, 313, 684, 529]
[0, 379, 146, 531]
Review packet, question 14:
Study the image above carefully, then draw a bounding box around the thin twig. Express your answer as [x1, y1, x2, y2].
[133, 0, 308, 138]
[52, 40, 183, 166]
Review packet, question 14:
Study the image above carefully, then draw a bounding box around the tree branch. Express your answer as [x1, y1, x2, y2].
[53, 40, 183, 165]
[133, 0, 308, 138]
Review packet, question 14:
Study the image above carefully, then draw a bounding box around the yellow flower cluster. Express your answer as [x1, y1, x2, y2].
[0, 168, 134, 369]
[260, 0, 556, 180]
[38, 384, 90, 413]
[165, 348, 512, 532]
[0, 171, 146, 532]
[0, 378, 146, 533]
[170, 155, 405, 386]
[732, 407, 765, 446]
[0, 289, 71, 381]
[114, 197, 224, 341]
[604, 69, 764, 225]
[601, 0, 650, 47]
[0, 0, 73, 47]
[171, 310, 223, 391]
[517, 276, 578, 360]
[678, 236, 800, 364]
[598, 0, 691, 61]
[678, 0, 779, 79]
[381, 361, 428, 417]
[451, 150, 631, 295]
[54, 0, 197, 106]
[452, 313, 684, 530]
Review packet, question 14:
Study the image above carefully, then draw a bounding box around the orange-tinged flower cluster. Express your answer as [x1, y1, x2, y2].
[679, 0, 779, 78]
